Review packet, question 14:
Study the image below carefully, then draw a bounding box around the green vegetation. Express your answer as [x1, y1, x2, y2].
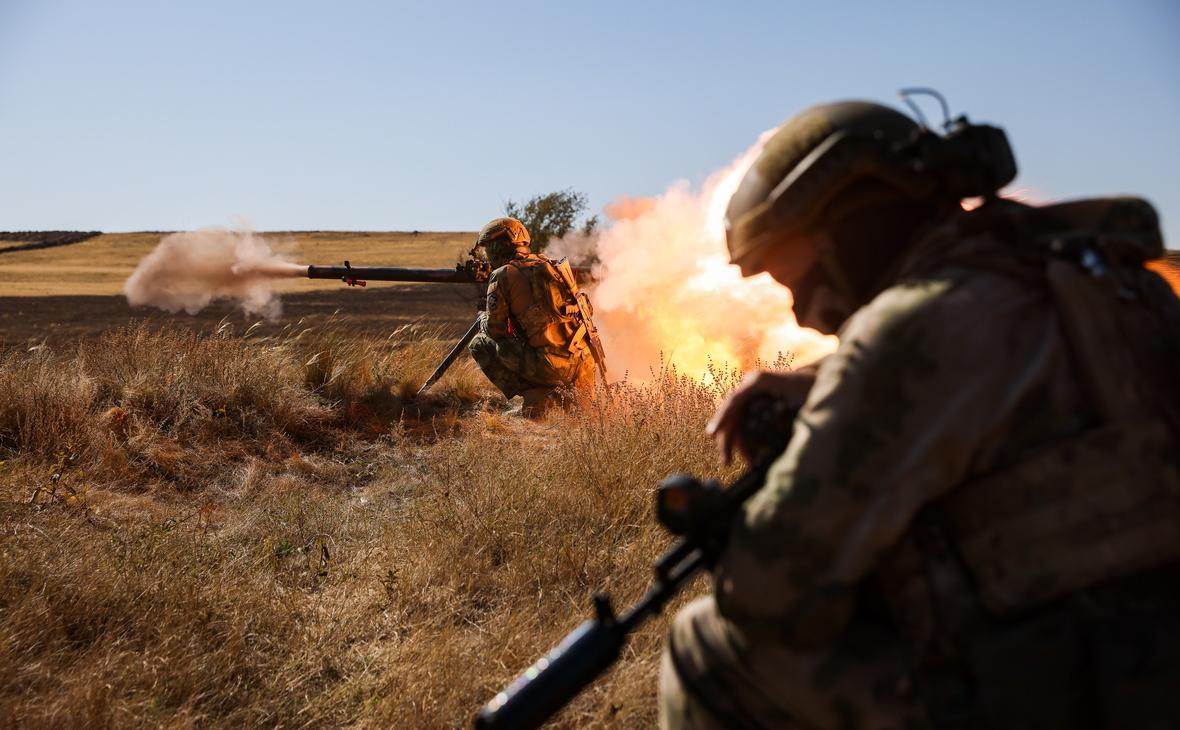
[504, 189, 599, 252]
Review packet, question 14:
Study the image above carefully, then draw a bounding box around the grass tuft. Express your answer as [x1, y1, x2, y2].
[0, 322, 776, 727]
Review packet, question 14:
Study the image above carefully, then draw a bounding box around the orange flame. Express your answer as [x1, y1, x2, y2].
[1148, 254, 1180, 296]
[576, 136, 837, 382]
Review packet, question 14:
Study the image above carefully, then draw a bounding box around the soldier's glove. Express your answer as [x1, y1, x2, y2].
[707, 370, 816, 465]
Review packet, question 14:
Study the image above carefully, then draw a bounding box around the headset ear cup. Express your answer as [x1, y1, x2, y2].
[914, 122, 1018, 198]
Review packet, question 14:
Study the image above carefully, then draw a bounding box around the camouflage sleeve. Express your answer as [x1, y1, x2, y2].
[482, 267, 512, 340]
[713, 273, 1058, 646]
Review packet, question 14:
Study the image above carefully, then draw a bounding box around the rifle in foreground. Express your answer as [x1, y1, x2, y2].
[474, 399, 796, 730]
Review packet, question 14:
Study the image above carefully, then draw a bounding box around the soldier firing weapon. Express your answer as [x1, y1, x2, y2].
[304, 248, 595, 396]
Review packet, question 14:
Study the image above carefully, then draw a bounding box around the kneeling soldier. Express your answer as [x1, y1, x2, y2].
[468, 217, 605, 417]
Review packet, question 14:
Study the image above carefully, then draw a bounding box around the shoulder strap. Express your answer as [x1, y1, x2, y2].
[540, 255, 607, 376]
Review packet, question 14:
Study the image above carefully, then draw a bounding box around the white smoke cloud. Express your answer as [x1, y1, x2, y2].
[123, 226, 305, 317]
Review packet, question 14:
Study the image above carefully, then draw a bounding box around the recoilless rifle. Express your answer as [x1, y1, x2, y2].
[474, 398, 798, 729]
[304, 249, 594, 396]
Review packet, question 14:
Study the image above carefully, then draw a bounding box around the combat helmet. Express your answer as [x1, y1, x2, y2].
[725, 97, 1016, 313]
[477, 217, 532, 266]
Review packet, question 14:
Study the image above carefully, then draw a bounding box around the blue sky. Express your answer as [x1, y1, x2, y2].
[1, 1, 1177, 245]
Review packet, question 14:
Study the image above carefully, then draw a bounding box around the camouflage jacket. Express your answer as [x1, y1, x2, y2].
[713, 197, 1180, 649]
[483, 254, 591, 355]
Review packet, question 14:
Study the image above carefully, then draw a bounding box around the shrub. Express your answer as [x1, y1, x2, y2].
[504, 189, 599, 252]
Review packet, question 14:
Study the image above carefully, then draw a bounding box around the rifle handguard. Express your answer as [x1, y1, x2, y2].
[475, 595, 624, 730]
[473, 397, 800, 729]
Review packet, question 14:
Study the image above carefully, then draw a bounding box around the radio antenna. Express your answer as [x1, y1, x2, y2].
[899, 87, 952, 131]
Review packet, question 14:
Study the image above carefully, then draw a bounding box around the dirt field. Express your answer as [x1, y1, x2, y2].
[0, 231, 480, 346]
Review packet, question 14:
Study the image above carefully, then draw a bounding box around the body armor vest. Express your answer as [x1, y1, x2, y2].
[875, 198, 1180, 727]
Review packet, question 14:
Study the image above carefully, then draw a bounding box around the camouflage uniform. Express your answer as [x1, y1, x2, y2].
[662, 198, 1180, 729]
[468, 252, 598, 404]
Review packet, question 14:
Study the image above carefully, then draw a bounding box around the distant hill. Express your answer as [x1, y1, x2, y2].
[0, 231, 102, 254]
[0, 230, 473, 297]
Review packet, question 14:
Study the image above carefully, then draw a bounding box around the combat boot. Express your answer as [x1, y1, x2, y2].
[520, 388, 559, 419]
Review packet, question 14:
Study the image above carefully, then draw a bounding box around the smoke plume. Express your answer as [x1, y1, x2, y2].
[123, 227, 305, 317]
[562, 137, 838, 381]
[602, 196, 657, 222]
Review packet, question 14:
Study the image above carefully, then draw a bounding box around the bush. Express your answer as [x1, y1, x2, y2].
[504, 189, 599, 252]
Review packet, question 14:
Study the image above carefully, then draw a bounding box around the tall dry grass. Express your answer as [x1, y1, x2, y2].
[0, 323, 746, 728]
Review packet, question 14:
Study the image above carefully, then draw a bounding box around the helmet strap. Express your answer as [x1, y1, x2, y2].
[791, 263, 855, 333]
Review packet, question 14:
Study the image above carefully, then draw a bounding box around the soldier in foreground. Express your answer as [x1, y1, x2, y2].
[467, 217, 604, 417]
[661, 100, 1180, 727]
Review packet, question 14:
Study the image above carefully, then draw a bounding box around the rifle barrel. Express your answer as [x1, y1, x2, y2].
[474, 620, 624, 730]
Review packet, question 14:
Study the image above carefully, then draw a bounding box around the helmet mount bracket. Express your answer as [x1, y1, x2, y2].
[898, 87, 952, 132]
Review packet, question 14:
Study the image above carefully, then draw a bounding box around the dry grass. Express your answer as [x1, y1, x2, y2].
[0, 322, 741, 728]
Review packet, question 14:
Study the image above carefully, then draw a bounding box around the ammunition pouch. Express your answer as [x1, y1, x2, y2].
[881, 414, 1180, 647]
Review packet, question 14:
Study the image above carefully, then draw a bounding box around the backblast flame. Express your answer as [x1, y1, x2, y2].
[576, 135, 838, 382]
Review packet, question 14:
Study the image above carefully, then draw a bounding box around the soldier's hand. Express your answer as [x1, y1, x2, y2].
[707, 370, 815, 466]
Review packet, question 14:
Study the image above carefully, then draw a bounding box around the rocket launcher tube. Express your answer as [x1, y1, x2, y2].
[306, 263, 488, 286]
[305, 260, 594, 287]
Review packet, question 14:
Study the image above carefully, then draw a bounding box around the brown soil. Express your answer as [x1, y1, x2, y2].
[0, 231, 102, 253]
[0, 285, 480, 348]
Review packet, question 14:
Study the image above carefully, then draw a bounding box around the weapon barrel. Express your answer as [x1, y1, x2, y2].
[307, 265, 481, 284]
[305, 264, 595, 285]
[474, 620, 625, 730]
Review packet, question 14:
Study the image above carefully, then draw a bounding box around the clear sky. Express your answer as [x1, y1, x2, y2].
[1, 1, 1177, 245]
